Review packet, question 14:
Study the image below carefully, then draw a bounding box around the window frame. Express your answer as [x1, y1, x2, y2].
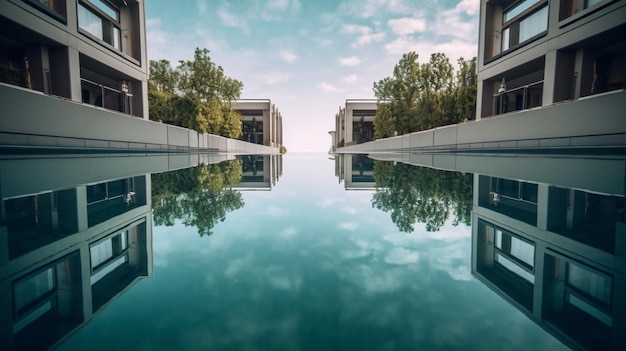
[500, 1, 549, 54]
[77, 0, 122, 52]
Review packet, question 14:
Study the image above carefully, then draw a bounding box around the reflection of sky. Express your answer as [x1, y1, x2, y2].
[59, 153, 568, 351]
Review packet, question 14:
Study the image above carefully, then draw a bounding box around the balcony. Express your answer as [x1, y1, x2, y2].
[493, 80, 544, 115]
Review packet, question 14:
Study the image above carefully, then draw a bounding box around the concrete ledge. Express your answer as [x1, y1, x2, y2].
[0, 83, 280, 154]
[336, 89, 626, 154]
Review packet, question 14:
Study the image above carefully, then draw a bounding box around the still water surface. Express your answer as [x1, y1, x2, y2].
[3, 153, 623, 350]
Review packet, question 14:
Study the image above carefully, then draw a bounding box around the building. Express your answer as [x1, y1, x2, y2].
[334, 154, 376, 190]
[232, 100, 283, 148]
[334, 99, 377, 149]
[0, 156, 153, 350]
[0, 1, 281, 154]
[477, 0, 626, 119]
[233, 154, 283, 190]
[471, 156, 626, 351]
[0, 0, 148, 118]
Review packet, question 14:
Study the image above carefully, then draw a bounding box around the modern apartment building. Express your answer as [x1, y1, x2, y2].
[233, 154, 283, 190]
[334, 99, 377, 149]
[477, 0, 626, 119]
[232, 99, 283, 148]
[0, 0, 148, 117]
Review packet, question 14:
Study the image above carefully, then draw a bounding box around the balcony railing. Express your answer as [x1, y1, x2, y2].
[494, 80, 544, 115]
[81, 78, 133, 115]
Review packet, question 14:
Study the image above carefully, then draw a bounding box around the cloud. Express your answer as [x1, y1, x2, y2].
[338, 222, 359, 231]
[387, 17, 426, 35]
[384, 248, 419, 265]
[218, 9, 249, 33]
[341, 206, 358, 214]
[337, 56, 361, 66]
[279, 50, 298, 63]
[343, 0, 411, 18]
[268, 0, 300, 11]
[318, 82, 345, 93]
[385, 37, 477, 61]
[265, 205, 290, 216]
[342, 24, 385, 48]
[259, 73, 290, 85]
[279, 226, 298, 238]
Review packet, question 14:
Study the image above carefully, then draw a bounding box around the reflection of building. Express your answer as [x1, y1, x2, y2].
[477, 0, 626, 119]
[232, 100, 283, 148]
[472, 163, 626, 350]
[0, 157, 154, 350]
[334, 100, 377, 148]
[233, 155, 283, 190]
[334, 154, 376, 190]
[366, 152, 626, 350]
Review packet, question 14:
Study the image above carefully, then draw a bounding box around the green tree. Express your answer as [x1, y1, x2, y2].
[151, 160, 245, 237]
[372, 52, 477, 138]
[371, 160, 473, 233]
[148, 48, 244, 138]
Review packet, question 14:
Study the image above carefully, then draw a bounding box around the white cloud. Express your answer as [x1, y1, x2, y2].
[259, 72, 290, 85]
[339, 222, 359, 231]
[345, 0, 411, 18]
[218, 9, 249, 33]
[265, 205, 290, 216]
[384, 248, 419, 265]
[268, 0, 300, 11]
[342, 24, 385, 48]
[387, 17, 426, 35]
[341, 205, 358, 214]
[318, 82, 345, 93]
[341, 74, 359, 83]
[279, 50, 298, 63]
[385, 37, 477, 61]
[337, 56, 361, 66]
[280, 226, 298, 238]
[196, 0, 207, 14]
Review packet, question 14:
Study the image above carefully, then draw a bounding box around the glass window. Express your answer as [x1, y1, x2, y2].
[14, 268, 55, 311]
[78, 3, 103, 40]
[502, 27, 510, 51]
[519, 5, 548, 42]
[510, 237, 534, 267]
[90, 239, 113, 268]
[90, 0, 118, 20]
[504, 0, 541, 22]
[113, 26, 121, 50]
[567, 263, 612, 304]
[90, 255, 127, 284]
[496, 253, 535, 283]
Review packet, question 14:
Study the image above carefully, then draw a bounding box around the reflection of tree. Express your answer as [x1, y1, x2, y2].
[151, 160, 244, 237]
[371, 161, 473, 232]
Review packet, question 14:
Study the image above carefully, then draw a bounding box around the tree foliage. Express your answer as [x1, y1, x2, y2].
[148, 48, 243, 138]
[373, 52, 477, 139]
[151, 160, 245, 237]
[371, 161, 473, 233]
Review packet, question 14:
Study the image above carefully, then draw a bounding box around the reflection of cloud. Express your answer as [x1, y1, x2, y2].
[384, 248, 419, 265]
[279, 226, 298, 238]
[429, 239, 472, 281]
[338, 222, 359, 231]
[225, 254, 254, 277]
[265, 205, 290, 217]
[318, 198, 345, 207]
[341, 206, 358, 214]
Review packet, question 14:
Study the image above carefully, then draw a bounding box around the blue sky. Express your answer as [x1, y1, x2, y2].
[145, 0, 479, 152]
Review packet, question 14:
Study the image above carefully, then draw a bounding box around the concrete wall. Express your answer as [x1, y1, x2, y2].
[337, 89, 626, 153]
[0, 83, 280, 154]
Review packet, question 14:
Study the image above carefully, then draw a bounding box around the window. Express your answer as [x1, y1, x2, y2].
[501, 1, 548, 52]
[78, 1, 121, 51]
[14, 268, 55, 313]
[90, 230, 129, 284]
[23, 0, 67, 22]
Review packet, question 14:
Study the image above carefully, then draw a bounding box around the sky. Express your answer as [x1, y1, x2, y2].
[145, 0, 479, 152]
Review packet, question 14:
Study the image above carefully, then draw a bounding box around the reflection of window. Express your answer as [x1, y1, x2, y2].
[565, 261, 613, 326]
[494, 228, 535, 282]
[14, 268, 55, 312]
[492, 178, 538, 203]
[502, 1, 548, 52]
[90, 230, 129, 284]
[87, 178, 134, 204]
[78, 1, 121, 50]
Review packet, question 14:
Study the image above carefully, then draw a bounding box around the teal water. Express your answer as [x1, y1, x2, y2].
[6, 152, 624, 350]
[55, 153, 566, 351]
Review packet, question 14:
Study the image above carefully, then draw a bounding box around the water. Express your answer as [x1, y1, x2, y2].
[2, 153, 623, 350]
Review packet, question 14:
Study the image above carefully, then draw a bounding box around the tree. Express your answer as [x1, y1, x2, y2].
[372, 52, 477, 138]
[371, 160, 473, 233]
[148, 48, 243, 138]
[151, 160, 245, 237]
